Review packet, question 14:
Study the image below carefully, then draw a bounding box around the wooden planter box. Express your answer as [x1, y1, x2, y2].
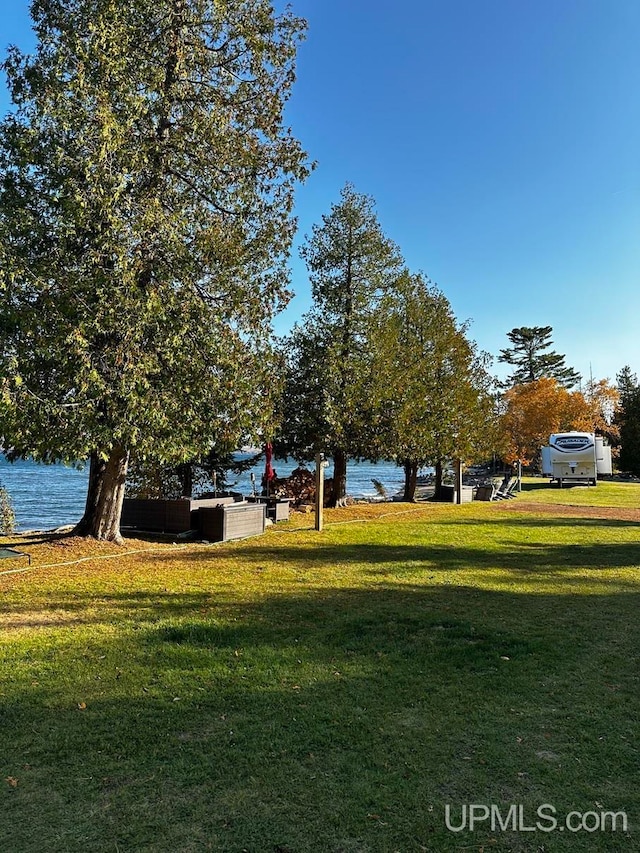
[199, 502, 266, 542]
[121, 497, 237, 534]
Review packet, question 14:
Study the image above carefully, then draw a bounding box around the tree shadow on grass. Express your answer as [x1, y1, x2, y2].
[519, 481, 596, 493]
[3, 530, 640, 630]
[438, 515, 640, 529]
[2, 583, 639, 852]
[154, 539, 640, 575]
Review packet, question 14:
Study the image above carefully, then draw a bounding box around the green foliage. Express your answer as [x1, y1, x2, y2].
[276, 185, 404, 496]
[277, 190, 497, 502]
[499, 326, 581, 388]
[126, 448, 259, 499]
[0, 484, 15, 534]
[369, 271, 498, 481]
[616, 366, 640, 476]
[0, 0, 309, 535]
[616, 365, 638, 401]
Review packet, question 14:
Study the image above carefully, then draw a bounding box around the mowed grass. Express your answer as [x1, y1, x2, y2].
[520, 475, 640, 507]
[1, 486, 640, 852]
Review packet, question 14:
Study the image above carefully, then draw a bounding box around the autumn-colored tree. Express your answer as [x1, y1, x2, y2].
[583, 378, 620, 449]
[499, 378, 595, 466]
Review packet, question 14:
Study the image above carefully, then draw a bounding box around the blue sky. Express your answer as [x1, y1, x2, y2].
[2, 0, 638, 384]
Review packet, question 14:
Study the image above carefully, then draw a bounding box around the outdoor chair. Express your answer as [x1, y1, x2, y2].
[493, 478, 519, 500]
[474, 483, 497, 501]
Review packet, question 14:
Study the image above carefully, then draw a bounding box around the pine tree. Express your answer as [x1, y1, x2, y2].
[616, 366, 640, 476]
[0, 0, 309, 540]
[498, 326, 581, 388]
[369, 271, 496, 500]
[277, 184, 404, 506]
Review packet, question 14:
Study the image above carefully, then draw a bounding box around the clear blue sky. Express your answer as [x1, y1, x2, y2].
[2, 0, 639, 384]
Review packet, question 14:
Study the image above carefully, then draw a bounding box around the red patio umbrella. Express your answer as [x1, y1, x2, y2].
[264, 442, 276, 495]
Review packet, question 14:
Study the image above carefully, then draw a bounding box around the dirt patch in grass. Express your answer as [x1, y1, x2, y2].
[504, 502, 640, 522]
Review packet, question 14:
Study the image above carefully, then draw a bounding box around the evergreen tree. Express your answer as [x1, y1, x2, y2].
[616, 366, 640, 476]
[498, 326, 581, 388]
[126, 447, 260, 499]
[616, 365, 638, 401]
[276, 184, 403, 506]
[369, 271, 496, 500]
[0, 0, 309, 540]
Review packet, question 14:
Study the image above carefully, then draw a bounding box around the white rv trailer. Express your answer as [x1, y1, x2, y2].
[540, 432, 612, 486]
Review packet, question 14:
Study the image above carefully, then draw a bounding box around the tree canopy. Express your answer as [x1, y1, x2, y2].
[499, 378, 595, 466]
[369, 271, 497, 499]
[498, 326, 581, 388]
[616, 366, 640, 476]
[276, 184, 404, 505]
[0, 0, 309, 539]
[582, 377, 620, 449]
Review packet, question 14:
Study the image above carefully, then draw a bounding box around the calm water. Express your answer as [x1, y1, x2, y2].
[0, 454, 413, 532]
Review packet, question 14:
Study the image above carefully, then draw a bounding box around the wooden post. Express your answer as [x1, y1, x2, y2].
[517, 459, 522, 491]
[454, 458, 463, 505]
[315, 453, 325, 532]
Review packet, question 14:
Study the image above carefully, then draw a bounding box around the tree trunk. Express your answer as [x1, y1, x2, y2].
[73, 446, 129, 542]
[329, 448, 348, 507]
[454, 457, 463, 505]
[402, 458, 418, 502]
[178, 462, 193, 498]
[73, 452, 106, 536]
[435, 460, 443, 494]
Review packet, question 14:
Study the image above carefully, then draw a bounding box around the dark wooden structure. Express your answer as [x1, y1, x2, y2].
[433, 485, 474, 504]
[246, 495, 290, 522]
[199, 502, 266, 542]
[121, 497, 238, 534]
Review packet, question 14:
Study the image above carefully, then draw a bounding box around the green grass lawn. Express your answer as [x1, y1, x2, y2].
[1, 487, 639, 852]
[519, 476, 640, 507]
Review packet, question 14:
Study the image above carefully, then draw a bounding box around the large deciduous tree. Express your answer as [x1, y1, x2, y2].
[276, 184, 403, 506]
[369, 271, 497, 500]
[499, 378, 595, 466]
[0, 0, 309, 540]
[583, 377, 620, 450]
[499, 326, 581, 388]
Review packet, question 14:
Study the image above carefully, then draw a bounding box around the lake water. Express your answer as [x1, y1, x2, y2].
[0, 454, 414, 532]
